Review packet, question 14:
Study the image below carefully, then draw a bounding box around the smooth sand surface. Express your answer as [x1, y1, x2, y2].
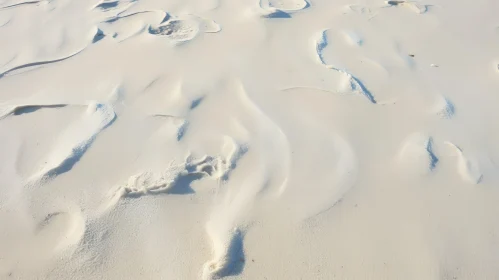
[1, 0, 499, 279]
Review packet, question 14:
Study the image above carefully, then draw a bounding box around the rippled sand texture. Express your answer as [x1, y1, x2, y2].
[1, 0, 499, 279]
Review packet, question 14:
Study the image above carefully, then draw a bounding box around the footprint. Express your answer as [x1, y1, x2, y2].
[149, 16, 220, 44]
[117, 165, 189, 198]
[201, 169, 267, 279]
[107, 138, 247, 206]
[108, 158, 207, 201]
[100, 10, 168, 42]
[202, 80, 292, 278]
[149, 19, 201, 42]
[267, 0, 309, 12]
[202, 226, 244, 280]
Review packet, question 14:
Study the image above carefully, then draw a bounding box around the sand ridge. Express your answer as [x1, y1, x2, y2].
[1, 0, 499, 279]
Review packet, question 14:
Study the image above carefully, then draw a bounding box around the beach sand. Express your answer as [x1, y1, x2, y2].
[1, 0, 499, 279]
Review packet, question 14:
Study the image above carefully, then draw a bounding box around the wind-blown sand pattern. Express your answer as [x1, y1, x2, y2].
[445, 142, 483, 184]
[199, 79, 292, 280]
[398, 133, 438, 175]
[343, 30, 364, 46]
[34, 210, 86, 254]
[0, 102, 68, 120]
[29, 102, 115, 183]
[92, 0, 136, 16]
[2, 0, 499, 279]
[0, 0, 40, 10]
[313, 29, 376, 103]
[432, 95, 455, 119]
[0, 49, 84, 78]
[99, 10, 168, 42]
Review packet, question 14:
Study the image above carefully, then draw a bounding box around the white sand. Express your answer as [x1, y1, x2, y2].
[1, 0, 499, 279]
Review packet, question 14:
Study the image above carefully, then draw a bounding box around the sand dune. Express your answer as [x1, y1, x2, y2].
[2, 0, 499, 279]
